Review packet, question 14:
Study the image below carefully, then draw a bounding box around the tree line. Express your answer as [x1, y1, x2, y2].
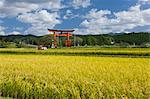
[0, 32, 149, 48]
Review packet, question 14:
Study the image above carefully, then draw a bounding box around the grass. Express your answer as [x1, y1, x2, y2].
[0, 47, 150, 98]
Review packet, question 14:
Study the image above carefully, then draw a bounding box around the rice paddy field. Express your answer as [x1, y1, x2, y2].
[0, 48, 150, 98]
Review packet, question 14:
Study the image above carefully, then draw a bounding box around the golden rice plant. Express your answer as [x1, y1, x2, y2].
[0, 53, 149, 98]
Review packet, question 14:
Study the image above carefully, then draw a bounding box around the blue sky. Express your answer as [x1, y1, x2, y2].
[0, 0, 150, 35]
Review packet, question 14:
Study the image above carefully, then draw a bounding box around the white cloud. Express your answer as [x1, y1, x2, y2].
[138, 0, 150, 4]
[17, 10, 61, 35]
[0, 0, 63, 17]
[0, 0, 4, 7]
[84, 9, 111, 19]
[63, 10, 79, 19]
[140, 0, 150, 1]
[0, 0, 64, 35]
[0, 26, 5, 35]
[72, 0, 91, 9]
[0, 31, 5, 35]
[0, 0, 149, 35]
[9, 31, 21, 35]
[63, 10, 73, 19]
[79, 5, 150, 34]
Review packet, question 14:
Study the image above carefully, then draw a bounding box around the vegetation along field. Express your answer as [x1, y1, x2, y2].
[0, 48, 150, 98]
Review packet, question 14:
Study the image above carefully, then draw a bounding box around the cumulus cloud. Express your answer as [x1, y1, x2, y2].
[79, 5, 150, 34]
[8, 31, 21, 35]
[72, 0, 91, 9]
[0, 0, 63, 17]
[138, 0, 150, 4]
[0, 0, 64, 35]
[17, 10, 61, 35]
[63, 10, 79, 19]
[0, 31, 5, 35]
[0, 25, 5, 35]
[1, 0, 149, 35]
[63, 10, 73, 19]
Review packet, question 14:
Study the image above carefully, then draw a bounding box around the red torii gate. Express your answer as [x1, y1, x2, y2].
[48, 29, 75, 48]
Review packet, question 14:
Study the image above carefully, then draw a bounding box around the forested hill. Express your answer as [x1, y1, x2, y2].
[78, 32, 150, 45]
[0, 32, 150, 48]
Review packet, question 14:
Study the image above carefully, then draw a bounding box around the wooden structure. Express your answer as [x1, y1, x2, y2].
[48, 29, 75, 48]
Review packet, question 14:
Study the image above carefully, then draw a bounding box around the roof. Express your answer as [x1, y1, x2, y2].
[48, 29, 75, 32]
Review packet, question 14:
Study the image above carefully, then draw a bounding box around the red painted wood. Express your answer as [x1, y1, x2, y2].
[48, 29, 74, 47]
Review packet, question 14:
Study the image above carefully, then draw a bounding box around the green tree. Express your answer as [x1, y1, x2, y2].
[37, 35, 53, 47]
[75, 37, 83, 46]
[86, 36, 97, 45]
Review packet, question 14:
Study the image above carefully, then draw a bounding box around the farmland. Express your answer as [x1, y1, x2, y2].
[0, 48, 150, 57]
[0, 48, 150, 98]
